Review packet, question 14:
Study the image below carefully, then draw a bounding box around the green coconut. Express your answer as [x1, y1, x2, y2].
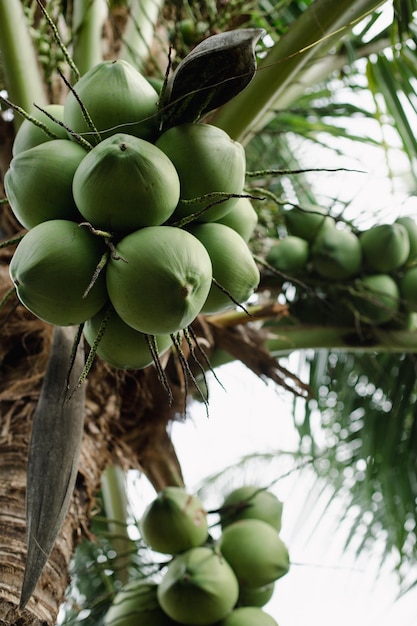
[399, 266, 417, 312]
[155, 123, 246, 222]
[352, 274, 400, 325]
[284, 205, 334, 242]
[5, 139, 87, 229]
[104, 580, 178, 626]
[9, 220, 108, 326]
[63, 59, 159, 144]
[157, 546, 239, 625]
[186, 223, 260, 314]
[83, 306, 172, 370]
[140, 486, 208, 554]
[215, 197, 258, 242]
[266, 236, 309, 274]
[217, 519, 290, 588]
[237, 583, 275, 608]
[395, 216, 417, 263]
[220, 486, 283, 532]
[215, 606, 279, 626]
[360, 223, 410, 272]
[72, 133, 180, 232]
[12, 104, 68, 156]
[106, 226, 212, 335]
[311, 226, 362, 280]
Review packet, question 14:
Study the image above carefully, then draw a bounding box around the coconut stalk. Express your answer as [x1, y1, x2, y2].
[0, 0, 47, 129]
[117, 0, 165, 71]
[72, 0, 108, 75]
[211, 0, 386, 143]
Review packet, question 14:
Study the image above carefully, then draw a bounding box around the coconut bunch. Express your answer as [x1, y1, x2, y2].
[4, 57, 261, 371]
[103, 485, 288, 626]
[265, 206, 417, 327]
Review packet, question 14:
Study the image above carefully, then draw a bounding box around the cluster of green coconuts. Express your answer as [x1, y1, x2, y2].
[5, 59, 260, 370]
[104, 484, 288, 626]
[266, 205, 417, 326]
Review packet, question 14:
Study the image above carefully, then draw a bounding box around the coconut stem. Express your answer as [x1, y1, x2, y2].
[171, 192, 264, 228]
[0, 233, 25, 248]
[34, 102, 93, 151]
[144, 334, 174, 405]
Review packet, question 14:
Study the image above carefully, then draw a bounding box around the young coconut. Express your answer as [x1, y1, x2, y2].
[5, 139, 87, 229]
[215, 197, 258, 242]
[399, 266, 417, 312]
[139, 486, 208, 554]
[311, 226, 362, 280]
[83, 305, 172, 370]
[215, 606, 279, 626]
[395, 216, 417, 263]
[237, 583, 275, 608]
[220, 485, 283, 532]
[266, 236, 309, 274]
[155, 123, 246, 222]
[284, 205, 334, 242]
[351, 274, 400, 325]
[106, 226, 212, 335]
[63, 59, 159, 144]
[9, 220, 108, 326]
[72, 133, 180, 232]
[186, 223, 260, 314]
[156, 546, 239, 625]
[217, 519, 290, 588]
[12, 104, 68, 155]
[360, 223, 410, 272]
[104, 580, 178, 626]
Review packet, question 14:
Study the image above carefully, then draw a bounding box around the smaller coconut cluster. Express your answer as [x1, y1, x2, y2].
[265, 206, 417, 327]
[104, 485, 289, 626]
[5, 59, 260, 370]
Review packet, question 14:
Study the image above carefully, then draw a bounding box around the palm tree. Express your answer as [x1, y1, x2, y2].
[0, 0, 416, 623]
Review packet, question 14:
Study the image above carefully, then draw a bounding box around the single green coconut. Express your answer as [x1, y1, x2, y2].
[215, 197, 258, 242]
[395, 216, 417, 263]
[186, 223, 260, 314]
[220, 485, 283, 532]
[217, 519, 290, 588]
[12, 104, 68, 155]
[63, 59, 159, 144]
[399, 266, 417, 312]
[157, 546, 239, 625]
[266, 236, 309, 274]
[352, 274, 400, 325]
[155, 123, 246, 222]
[106, 226, 212, 335]
[5, 139, 87, 229]
[215, 606, 279, 626]
[284, 205, 334, 242]
[72, 133, 180, 232]
[140, 486, 209, 554]
[237, 583, 275, 608]
[104, 580, 178, 626]
[83, 306, 172, 370]
[311, 226, 362, 280]
[9, 220, 108, 326]
[360, 223, 410, 272]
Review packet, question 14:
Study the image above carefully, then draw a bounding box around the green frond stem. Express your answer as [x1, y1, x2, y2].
[0, 0, 47, 128]
[170, 192, 264, 228]
[72, 0, 108, 76]
[211, 0, 386, 143]
[100, 464, 133, 585]
[118, 0, 165, 72]
[56, 70, 101, 144]
[144, 334, 173, 405]
[0, 96, 59, 139]
[265, 325, 417, 356]
[35, 0, 80, 82]
[34, 103, 93, 151]
[0, 285, 16, 313]
[0, 233, 25, 249]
